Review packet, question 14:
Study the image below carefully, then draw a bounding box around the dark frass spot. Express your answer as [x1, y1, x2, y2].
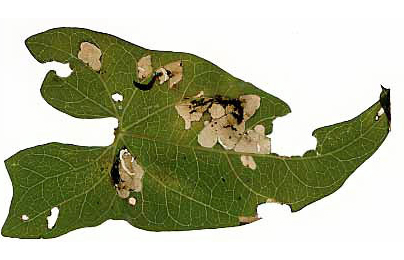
[133, 72, 162, 91]
[213, 95, 244, 124]
[110, 145, 127, 186]
[110, 157, 121, 186]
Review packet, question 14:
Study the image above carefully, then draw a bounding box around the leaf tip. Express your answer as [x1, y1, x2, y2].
[24, 34, 38, 58]
[379, 85, 391, 130]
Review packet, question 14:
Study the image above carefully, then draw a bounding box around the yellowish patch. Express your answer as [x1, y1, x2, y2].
[240, 155, 256, 170]
[266, 198, 277, 203]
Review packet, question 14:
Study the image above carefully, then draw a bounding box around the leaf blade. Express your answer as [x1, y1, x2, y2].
[2, 27, 390, 238]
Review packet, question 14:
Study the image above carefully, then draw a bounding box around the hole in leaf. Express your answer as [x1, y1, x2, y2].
[111, 93, 123, 102]
[43, 61, 72, 77]
[257, 200, 291, 220]
[21, 214, 29, 221]
[47, 207, 59, 229]
[375, 115, 379, 121]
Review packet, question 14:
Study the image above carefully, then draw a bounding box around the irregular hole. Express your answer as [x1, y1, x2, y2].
[21, 214, 29, 221]
[257, 199, 290, 220]
[47, 207, 59, 229]
[43, 61, 72, 77]
[111, 93, 123, 102]
[43, 117, 117, 147]
[270, 113, 317, 156]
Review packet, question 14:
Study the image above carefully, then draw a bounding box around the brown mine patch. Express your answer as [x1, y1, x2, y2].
[137, 55, 153, 80]
[238, 215, 261, 225]
[240, 155, 256, 170]
[128, 197, 137, 206]
[175, 92, 211, 130]
[176, 92, 271, 159]
[157, 60, 183, 88]
[110, 147, 144, 199]
[266, 198, 277, 203]
[78, 42, 102, 71]
[235, 125, 270, 154]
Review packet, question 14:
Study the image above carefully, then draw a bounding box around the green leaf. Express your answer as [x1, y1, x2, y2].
[2, 28, 390, 238]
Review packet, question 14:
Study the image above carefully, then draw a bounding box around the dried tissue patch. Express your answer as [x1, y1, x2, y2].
[137, 55, 153, 80]
[238, 215, 260, 224]
[136, 55, 183, 89]
[175, 91, 207, 129]
[266, 198, 278, 203]
[156, 61, 183, 89]
[128, 197, 137, 206]
[77, 42, 102, 71]
[176, 93, 271, 170]
[240, 155, 256, 170]
[113, 148, 145, 200]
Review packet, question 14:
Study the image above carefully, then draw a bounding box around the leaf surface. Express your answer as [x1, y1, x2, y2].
[2, 28, 390, 238]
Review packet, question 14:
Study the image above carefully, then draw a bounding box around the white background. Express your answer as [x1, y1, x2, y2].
[1, 0, 403, 259]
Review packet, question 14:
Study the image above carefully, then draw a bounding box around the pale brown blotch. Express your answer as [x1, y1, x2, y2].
[77, 42, 102, 71]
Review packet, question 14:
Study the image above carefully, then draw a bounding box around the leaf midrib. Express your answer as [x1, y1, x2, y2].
[118, 113, 383, 162]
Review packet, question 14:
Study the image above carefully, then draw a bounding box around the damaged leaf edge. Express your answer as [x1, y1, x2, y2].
[5, 27, 390, 236]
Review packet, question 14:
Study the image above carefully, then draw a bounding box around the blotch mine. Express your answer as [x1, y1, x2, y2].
[176, 93, 265, 154]
[175, 91, 211, 130]
[77, 42, 102, 71]
[137, 55, 153, 80]
[240, 155, 257, 170]
[234, 125, 271, 154]
[157, 60, 183, 88]
[128, 197, 137, 206]
[238, 215, 260, 225]
[112, 147, 145, 199]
